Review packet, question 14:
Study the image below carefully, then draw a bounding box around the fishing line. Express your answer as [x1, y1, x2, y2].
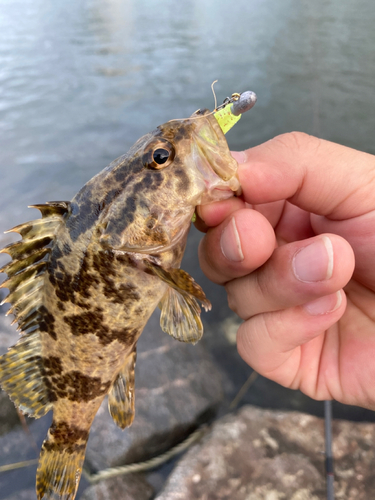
[211, 80, 218, 110]
[82, 425, 207, 483]
[304, 2, 334, 498]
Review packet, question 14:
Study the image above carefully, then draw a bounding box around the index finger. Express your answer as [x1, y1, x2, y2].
[235, 132, 375, 219]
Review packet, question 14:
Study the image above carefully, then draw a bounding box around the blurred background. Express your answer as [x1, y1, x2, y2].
[1, 0, 375, 497]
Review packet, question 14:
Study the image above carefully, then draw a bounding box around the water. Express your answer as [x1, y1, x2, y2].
[1, 0, 375, 221]
[1, 0, 375, 496]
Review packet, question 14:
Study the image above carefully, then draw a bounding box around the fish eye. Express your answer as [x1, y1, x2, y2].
[153, 148, 170, 165]
[143, 140, 175, 170]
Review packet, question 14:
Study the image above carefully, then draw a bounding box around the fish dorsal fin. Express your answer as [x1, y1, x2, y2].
[108, 345, 137, 429]
[143, 261, 211, 344]
[0, 331, 52, 417]
[0, 202, 70, 417]
[0, 201, 70, 331]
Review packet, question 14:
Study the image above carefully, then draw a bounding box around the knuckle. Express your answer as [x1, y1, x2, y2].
[253, 271, 274, 310]
[271, 132, 322, 157]
[225, 274, 263, 320]
[278, 131, 313, 148]
[225, 283, 240, 315]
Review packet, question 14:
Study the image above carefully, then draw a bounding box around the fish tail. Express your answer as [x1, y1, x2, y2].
[36, 423, 88, 500]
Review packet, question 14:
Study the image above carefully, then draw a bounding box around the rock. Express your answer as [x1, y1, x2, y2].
[80, 475, 153, 500]
[4, 488, 39, 500]
[0, 391, 21, 436]
[155, 405, 375, 500]
[85, 311, 223, 472]
[0, 304, 19, 355]
[0, 415, 50, 499]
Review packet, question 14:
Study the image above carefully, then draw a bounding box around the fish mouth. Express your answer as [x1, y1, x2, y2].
[190, 109, 242, 203]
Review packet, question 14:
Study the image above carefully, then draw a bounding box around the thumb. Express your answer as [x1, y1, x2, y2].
[234, 132, 375, 219]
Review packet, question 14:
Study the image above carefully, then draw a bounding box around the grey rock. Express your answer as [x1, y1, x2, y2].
[0, 416, 51, 498]
[0, 306, 19, 355]
[80, 475, 153, 500]
[3, 488, 38, 500]
[155, 405, 375, 500]
[85, 311, 223, 471]
[0, 310, 21, 437]
[0, 391, 20, 436]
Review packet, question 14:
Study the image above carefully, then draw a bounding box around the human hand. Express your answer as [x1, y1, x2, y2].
[197, 132, 375, 410]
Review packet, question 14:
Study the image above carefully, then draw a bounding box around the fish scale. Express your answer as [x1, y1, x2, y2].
[0, 96, 255, 499]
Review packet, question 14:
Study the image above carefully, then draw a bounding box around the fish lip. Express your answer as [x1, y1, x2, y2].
[192, 145, 241, 205]
[213, 184, 243, 197]
[190, 111, 241, 195]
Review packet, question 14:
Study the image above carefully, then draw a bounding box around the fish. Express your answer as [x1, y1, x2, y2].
[0, 106, 241, 500]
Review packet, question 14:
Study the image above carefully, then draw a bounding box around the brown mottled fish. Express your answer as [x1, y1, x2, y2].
[0, 92, 256, 500]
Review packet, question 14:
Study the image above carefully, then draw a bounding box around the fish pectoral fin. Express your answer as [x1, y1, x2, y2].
[0, 331, 52, 418]
[36, 425, 87, 500]
[108, 346, 137, 429]
[144, 262, 212, 312]
[145, 262, 211, 344]
[159, 287, 204, 344]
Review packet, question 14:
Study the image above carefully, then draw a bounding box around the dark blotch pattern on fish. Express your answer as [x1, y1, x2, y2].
[49, 248, 100, 304]
[42, 362, 111, 402]
[62, 242, 72, 255]
[93, 251, 140, 304]
[104, 282, 140, 304]
[43, 356, 63, 375]
[38, 306, 57, 340]
[174, 128, 189, 142]
[109, 327, 139, 345]
[43, 421, 89, 454]
[63, 306, 138, 346]
[63, 308, 105, 337]
[67, 156, 144, 241]
[41, 356, 63, 403]
[173, 158, 190, 196]
[56, 301, 65, 311]
[152, 171, 163, 188]
[59, 371, 111, 402]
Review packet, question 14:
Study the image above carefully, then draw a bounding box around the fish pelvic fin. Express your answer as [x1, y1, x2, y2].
[0, 330, 52, 417]
[0, 201, 70, 332]
[159, 287, 204, 344]
[108, 345, 137, 429]
[36, 422, 88, 500]
[145, 261, 211, 344]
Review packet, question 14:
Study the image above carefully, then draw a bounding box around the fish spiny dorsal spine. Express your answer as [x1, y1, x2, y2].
[0, 201, 70, 418]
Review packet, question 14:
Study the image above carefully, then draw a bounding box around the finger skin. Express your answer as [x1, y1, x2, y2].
[236, 132, 375, 217]
[197, 133, 375, 408]
[199, 133, 375, 230]
[198, 209, 276, 285]
[225, 234, 355, 320]
[311, 212, 375, 289]
[236, 290, 347, 397]
[195, 197, 246, 232]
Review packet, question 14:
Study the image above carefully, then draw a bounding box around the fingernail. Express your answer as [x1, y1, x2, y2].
[231, 151, 247, 164]
[220, 217, 244, 262]
[293, 236, 333, 282]
[304, 291, 342, 315]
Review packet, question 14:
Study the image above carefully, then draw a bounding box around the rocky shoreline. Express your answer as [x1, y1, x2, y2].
[1, 306, 375, 499]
